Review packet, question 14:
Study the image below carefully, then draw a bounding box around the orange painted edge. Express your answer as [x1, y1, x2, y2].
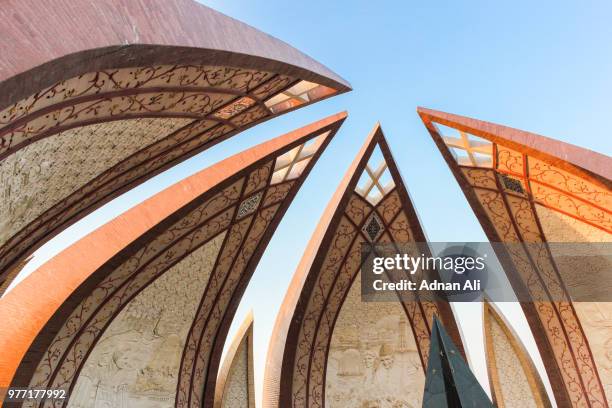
[262, 124, 378, 407]
[417, 107, 612, 187]
[0, 111, 347, 390]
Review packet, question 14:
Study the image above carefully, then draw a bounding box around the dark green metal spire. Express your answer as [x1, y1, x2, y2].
[422, 316, 494, 408]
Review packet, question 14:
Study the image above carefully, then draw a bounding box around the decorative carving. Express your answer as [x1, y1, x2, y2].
[484, 303, 551, 408]
[18, 114, 337, 408]
[237, 191, 264, 220]
[67, 233, 226, 408]
[362, 212, 384, 242]
[0, 65, 272, 131]
[0, 118, 192, 245]
[0, 61, 340, 295]
[421, 110, 612, 407]
[212, 97, 256, 120]
[500, 174, 525, 194]
[326, 274, 424, 408]
[289, 191, 439, 407]
[28, 180, 244, 402]
[214, 313, 255, 408]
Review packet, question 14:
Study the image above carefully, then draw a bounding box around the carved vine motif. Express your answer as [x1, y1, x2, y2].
[528, 157, 612, 210]
[23, 151, 302, 408]
[0, 70, 299, 288]
[292, 215, 357, 407]
[289, 191, 440, 408]
[179, 178, 295, 407]
[179, 204, 281, 408]
[472, 182, 607, 407]
[0, 65, 274, 129]
[461, 167, 499, 190]
[1, 91, 235, 154]
[27, 180, 245, 397]
[496, 145, 524, 175]
[530, 183, 611, 232]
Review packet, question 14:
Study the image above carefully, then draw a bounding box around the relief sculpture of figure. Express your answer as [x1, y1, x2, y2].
[70, 330, 154, 408]
[372, 344, 411, 408]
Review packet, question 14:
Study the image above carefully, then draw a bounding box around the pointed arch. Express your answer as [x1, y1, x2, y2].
[263, 124, 463, 408]
[0, 113, 346, 408]
[419, 106, 611, 407]
[484, 302, 552, 408]
[214, 312, 255, 408]
[0, 0, 350, 296]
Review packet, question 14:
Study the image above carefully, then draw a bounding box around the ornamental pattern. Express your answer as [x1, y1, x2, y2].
[1, 90, 235, 154]
[452, 136, 610, 407]
[220, 342, 251, 407]
[0, 118, 192, 246]
[27, 179, 245, 407]
[19, 124, 331, 408]
[0, 64, 325, 293]
[0, 65, 273, 132]
[289, 190, 439, 408]
[177, 203, 284, 408]
[484, 303, 550, 408]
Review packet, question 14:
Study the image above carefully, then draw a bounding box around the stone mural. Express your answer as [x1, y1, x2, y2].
[68, 232, 226, 408]
[326, 275, 424, 408]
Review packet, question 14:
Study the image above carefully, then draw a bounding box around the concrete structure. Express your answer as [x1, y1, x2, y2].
[0, 0, 350, 295]
[263, 124, 463, 408]
[0, 113, 346, 407]
[214, 312, 255, 408]
[419, 107, 611, 408]
[484, 301, 552, 408]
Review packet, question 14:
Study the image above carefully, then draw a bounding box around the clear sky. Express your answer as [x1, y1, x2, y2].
[6, 0, 612, 406]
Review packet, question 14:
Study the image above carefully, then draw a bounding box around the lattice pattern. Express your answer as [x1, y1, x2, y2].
[237, 191, 264, 219]
[500, 174, 525, 194]
[270, 131, 329, 184]
[264, 80, 336, 114]
[420, 108, 611, 407]
[355, 145, 395, 205]
[442, 129, 493, 168]
[361, 212, 384, 242]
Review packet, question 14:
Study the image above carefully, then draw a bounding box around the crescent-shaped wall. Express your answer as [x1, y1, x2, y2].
[263, 124, 464, 408]
[0, 112, 347, 407]
[214, 312, 256, 408]
[419, 107, 611, 408]
[0, 0, 351, 295]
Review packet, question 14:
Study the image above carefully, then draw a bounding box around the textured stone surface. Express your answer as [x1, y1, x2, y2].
[0, 117, 191, 244]
[487, 308, 539, 408]
[220, 343, 250, 408]
[325, 274, 424, 408]
[537, 205, 612, 404]
[67, 232, 225, 408]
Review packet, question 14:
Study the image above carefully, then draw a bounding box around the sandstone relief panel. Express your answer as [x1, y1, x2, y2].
[325, 274, 424, 408]
[0, 118, 191, 245]
[68, 232, 226, 408]
[536, 204, 612, 404]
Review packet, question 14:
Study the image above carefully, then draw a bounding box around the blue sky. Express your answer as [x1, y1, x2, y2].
[197, 1, 611, 403]
[6, 0, 612, 405]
